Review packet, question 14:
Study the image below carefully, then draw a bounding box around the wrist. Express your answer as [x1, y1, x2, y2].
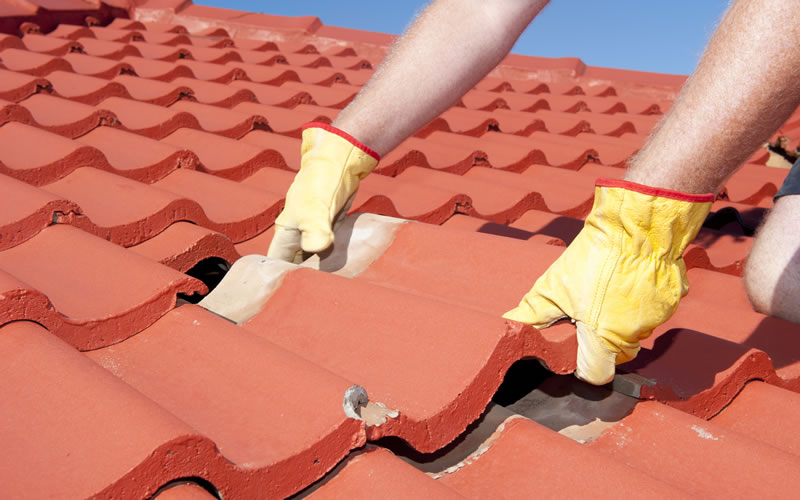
[591, 178, 714, 258]
[303, 122, 381, 162]
[596, 178, 714, 203]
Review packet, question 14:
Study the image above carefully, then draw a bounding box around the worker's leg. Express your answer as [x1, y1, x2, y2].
[745, 163, 800, 322]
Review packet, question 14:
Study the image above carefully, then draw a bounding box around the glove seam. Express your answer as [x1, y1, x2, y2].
[326, 145, 359, 224]
[587, 188, 625, 329]
[303, 121, 381, 162]
[596, 177, 714, 203]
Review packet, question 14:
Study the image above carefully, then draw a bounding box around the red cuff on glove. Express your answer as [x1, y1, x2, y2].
[302, 121, 381, 162]
[596, 178, 714, 203]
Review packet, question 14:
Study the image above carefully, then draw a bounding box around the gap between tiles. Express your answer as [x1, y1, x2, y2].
[289, 360, 639, 498]
[178, 256, 230, 304]
[150, 477, 222, 499]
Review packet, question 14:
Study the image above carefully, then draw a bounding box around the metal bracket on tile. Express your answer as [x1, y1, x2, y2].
[342, 385, 399, 426]
[342, 385, 369, 420]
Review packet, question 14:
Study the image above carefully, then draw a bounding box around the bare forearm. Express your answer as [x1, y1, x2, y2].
[625, 0, 800, 194]
[333, 0, 549, 156]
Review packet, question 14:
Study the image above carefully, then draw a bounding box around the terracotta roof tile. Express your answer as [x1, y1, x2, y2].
[0, 67, 51, 101]
[0, 224, 204, 349]
[223, 62, 298, 84]
[230, 38, 278, 51]
[84, 304, 366, 498]
[436, 417, 686, 498]
[0, 47, 71, 75]
[99, 96, 200, 138]
[18, 92, 119, 137]
[378, 136, 486, 176]
[138, 31, 192, 46]
[62, 51, 134, 77]
[120, 54, 192, 80]
[229, 79, 312, 106]
[176, 44, 242, 64]
[112, 72, 192, 104]
[21, 32, 80, 55]
[237, 129, 301, 169]
[0, 172, 80, 250]
[169, 98, 267, 137]
[48, 70, 132, 103]
[40, 166, 208, 246]
[151, 168, 282, 241]
[47, 23, 93, 39]
[168, 76, 253, 106]
[232, 100, 329, 136]
[176, 57, 245, 82]
[0, 121, 111, 185]
[0, 96, 34, 126]
[106, 18, 147, 30]
[310, 447, 464, 499]
[74, 36, 141, 59]
[77, 125, 198, 181]
[711, 381, 800, 455]
[587, 402, 800, 497]
[241, 264, 575, 451]
[128, 40, 190, 60]
[127, 221, 239, 272]
[90, 25, 145, 43]
[0, 321, 208, 499]
[161, 127, 288, 179]
[281, 80, 355, 107]
[353, 171, 470, 224]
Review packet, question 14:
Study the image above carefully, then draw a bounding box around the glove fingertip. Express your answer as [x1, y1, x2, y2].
[575, 322, 617, 386]
[503, 291, 566, 329]
[267, 225, 302, 262]
[502, 305, 536, 323]
[301, 229, 335, 254]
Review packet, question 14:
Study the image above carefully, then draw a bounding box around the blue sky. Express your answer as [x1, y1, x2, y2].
[195, 1, 731, 76]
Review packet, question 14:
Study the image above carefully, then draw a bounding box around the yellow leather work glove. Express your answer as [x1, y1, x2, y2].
[504, 179, 713, 385]
[268, 122, 380, 262]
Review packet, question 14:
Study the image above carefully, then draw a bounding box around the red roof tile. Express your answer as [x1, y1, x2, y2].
[85, 304, 366, 499]
[0, 224, 204, 349]
[161, 127, 288, 179]
[128, 221, 239, 272]
[48, 69, 132, 103]
[437, 416, 686, 498]
[0, 121, 111, 184]
[99, 95, 200, 138]
[242, 264, 574, 451]
[587, 402, 800, 497]
[0, 67, 50, 101]
[19, 92, 118, 136]
[78, 124, 198, 181]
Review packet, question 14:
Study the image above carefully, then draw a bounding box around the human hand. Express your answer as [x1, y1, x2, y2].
[504, 179, 713, 385]
[268, 122, 380, 262]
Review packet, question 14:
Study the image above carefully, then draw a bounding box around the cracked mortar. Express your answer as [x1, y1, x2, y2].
[428, 415, 523, 480]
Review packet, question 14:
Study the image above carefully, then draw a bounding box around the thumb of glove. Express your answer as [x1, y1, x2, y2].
[301, 226, 335, 254]
[267, 225, 303, 263]
[300, 191, 357, 254]
[575, 321, 618, 386]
